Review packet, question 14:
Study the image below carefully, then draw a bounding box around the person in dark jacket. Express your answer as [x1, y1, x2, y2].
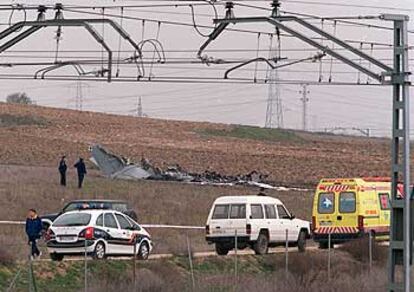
[58, 156, 67, 186]
[74, 157, 87, 188]
[25, 209, 42, 259]
[257, 187, 267, 196]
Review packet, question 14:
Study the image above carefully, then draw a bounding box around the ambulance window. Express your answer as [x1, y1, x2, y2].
[212, 204, 229, 219]
[230, 204, 246, 219]
[339, 192, 356, 213]
[379, 193, 391, 210]
[251, 204, 264, 219]
[318, 193, 335, 214]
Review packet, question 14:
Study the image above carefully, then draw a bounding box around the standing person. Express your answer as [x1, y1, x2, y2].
[74, 157, 87, 188]
[58, 156, 67, 186]
[257, 187, 266, 196]
[25, 209, 42, 259]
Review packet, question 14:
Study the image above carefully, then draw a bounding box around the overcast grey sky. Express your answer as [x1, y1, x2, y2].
[1, 0, 413, 136]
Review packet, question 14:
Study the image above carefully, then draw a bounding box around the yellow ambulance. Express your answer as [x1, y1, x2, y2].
[312, 177, 395, 248]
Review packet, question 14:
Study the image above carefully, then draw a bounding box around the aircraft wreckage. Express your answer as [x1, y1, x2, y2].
[89, 144, 307, 191]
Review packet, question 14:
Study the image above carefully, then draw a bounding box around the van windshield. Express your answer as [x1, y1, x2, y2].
[339, 192, 356, 213]
[318, 193, 335, 214]
[212, 204, 229, 219]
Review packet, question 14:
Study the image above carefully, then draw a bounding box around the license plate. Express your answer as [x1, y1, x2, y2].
[212, 229, 224, 234]
[59, 236, 76, 242]
[320, 221, 333, 226]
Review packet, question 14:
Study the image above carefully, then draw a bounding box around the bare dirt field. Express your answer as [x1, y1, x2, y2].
[0, 103, 394, 188]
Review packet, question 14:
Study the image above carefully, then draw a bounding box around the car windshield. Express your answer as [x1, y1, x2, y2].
[63, 202, 128, 212]
[53, 213, 91, 227]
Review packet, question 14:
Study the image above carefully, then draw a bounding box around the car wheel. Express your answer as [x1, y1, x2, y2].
[215, 244, 229, 256]
[50, 253, 64, 261]
[138, 242, 150, 260]
[297, 230, 307, 252]
[253, 232, 269, 255]
[93, 242, 106, 260]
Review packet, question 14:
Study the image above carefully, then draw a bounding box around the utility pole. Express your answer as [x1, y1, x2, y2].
[299, 84, 310, 131]
[137, 97, 143, 117]
[203, 3, 411, 290]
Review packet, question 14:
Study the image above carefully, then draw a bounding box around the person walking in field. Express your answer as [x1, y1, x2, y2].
[74, 157, 87, 188]
[58, 155, 67, 186]
[25, 209, 42, 259]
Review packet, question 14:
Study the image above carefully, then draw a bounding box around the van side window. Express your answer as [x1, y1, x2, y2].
[230, 204, 246, 219]
[212, 204, 229, 219]
[379, 193, 391, 210]
[277, 205, 290, 219]
[251, 204, 264, 219]
[318, 193, 335, 214]
[339, 192, 356, 213]
[265, 205, 277, 219]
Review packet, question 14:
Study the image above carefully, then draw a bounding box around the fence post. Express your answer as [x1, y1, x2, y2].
[368, 231, 373, 271]
[28, 253, 33, 292]
[285, 229, 289, 280]
[186, 233, 196, 291]
[133, 237, 137, 290]
[234, 229, 238, 292]
[28, 246, 37, 292]
[84, 239, 88, 292]
[328, 233, 331, 280]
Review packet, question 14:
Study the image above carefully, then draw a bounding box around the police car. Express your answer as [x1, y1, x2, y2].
[45, 209, 152, 261]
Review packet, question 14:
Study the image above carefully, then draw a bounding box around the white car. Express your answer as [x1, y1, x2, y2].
[46, 209, 153, 261]
[205, 195, 311, 255]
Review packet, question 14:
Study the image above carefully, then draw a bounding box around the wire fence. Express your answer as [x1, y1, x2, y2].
[1, 227, 386, 292]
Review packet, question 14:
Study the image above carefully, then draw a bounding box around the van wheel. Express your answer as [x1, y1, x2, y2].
[215, 244, 229, 256]
[50, 253, 64, 261]
[319, 242, 329, 249]
[253, 232, 269, 255]
[297, 230, 307, 252]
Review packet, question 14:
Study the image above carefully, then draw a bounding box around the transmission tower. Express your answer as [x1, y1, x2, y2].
[265, 0, 283, 129]
[300, 84, 310, 131]
[137, 97, 143, 117]
[75, 78, 83, 111]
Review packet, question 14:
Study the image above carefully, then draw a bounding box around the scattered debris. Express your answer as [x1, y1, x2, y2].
[89, 144, 310, 191]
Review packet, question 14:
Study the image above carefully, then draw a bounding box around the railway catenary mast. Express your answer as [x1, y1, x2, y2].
[197, 1, 411, 290]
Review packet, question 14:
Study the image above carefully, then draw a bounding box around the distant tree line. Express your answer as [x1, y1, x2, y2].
[6, 92, 33, 105]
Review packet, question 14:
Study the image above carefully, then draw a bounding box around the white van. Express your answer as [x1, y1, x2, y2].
[205, 195, 311, 255]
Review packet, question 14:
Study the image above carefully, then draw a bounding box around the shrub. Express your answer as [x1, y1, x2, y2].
[6, 92, 33, 105]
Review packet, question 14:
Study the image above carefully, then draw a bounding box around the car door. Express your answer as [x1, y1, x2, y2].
[102, 212, 123, 254]
[209, 204, 231, 237]
[229, 204, 247, 238]
[114, 213, 135, 255]
[264, 204, 278, 243]
[276, 204, 296, 242]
